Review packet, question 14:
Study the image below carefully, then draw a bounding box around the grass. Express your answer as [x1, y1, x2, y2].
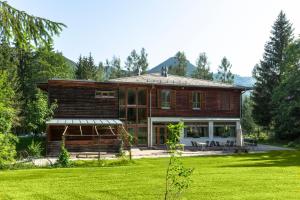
[0, 150, 299, 200]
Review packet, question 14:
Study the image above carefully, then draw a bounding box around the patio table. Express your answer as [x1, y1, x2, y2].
[196, 142, 206, 151]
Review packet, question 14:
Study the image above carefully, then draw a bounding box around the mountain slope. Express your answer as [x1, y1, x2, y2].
[148, 57, 255, 87]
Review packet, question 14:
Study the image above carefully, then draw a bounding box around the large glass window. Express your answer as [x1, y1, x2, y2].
[214, 122, 236, 137]
[184, 123, 209, 138]
[137, 127, 147, 145]
[119, 107, 126, 120]
[138, 89, 147, 105]
[128, 89, 136, 105]
[127, 108, 136, 124]
[119, 89, 126, 105]
[192, 92, 203, 109]
[161, 90, 171, 109]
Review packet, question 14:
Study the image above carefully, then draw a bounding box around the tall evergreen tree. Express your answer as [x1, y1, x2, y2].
[138, 48, 148, 74]
[251, 11, 294, 128]
[191, 53, 213, 80]
[125, 48, 148, 76]
[272, 39, 300, 140]
[75, 53, 97, 80]
[241, 96, 256, 134]
[95, 62, 105, 81]
[216, 57, 234, 84]
[109, 56, 123, 79]
[0, 1, 65, 49]
[169, 51, 187, 76]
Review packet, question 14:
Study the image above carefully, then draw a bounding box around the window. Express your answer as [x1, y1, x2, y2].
[137, 127, 148, 145]
[119, 107, 126, 120]
[220, 93, 230, 110]
[95, 90, 115, 98]
[161, 90, 171, 109]
[192, 92, 203, 109]
[127, 89, 136, 105]
[119, 89, 126, 105]
[127, 108, 136, 124]
[184, 123, 209, 138]
[138, 89, 147, 105]
[214, 122, 236, 138]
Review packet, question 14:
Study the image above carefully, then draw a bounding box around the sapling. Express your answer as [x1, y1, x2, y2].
[164, 122, 194, 200]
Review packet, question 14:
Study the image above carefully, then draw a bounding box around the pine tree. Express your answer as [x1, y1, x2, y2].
[216, 57, 234, 84]
[125, 48, 148, 76]
[0, 1, 65, 49]
[241, 96, 256, 134]
[272, 39, 300, 140]
[95, 62, 105, 81]
[169, 51, 187, 76]
[191, 53, 213, 80]
[252, 11, 294, 128]
[75, 53, 97, 80]
[75, 55, 84, 79]
[138, 48, 148, 74]
[109, 56, 123, 79]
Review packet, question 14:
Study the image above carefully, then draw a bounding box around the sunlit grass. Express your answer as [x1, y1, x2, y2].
[0, 150, 299, 200]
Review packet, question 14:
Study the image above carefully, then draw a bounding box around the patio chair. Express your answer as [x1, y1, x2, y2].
[215, 141, 222, 150]
[205, 140, 210, 147]
[191, 141, 195, 147]
[210, 141, 216, 147]
[224, 140, 231, 151]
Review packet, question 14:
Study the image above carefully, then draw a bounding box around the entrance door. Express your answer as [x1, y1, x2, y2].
[153, 126, 168, 145]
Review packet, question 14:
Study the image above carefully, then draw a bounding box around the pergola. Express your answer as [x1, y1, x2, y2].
[46, 119, 128, 156]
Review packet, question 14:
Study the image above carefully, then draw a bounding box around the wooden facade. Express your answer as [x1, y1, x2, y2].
[41, 76, 245, 154]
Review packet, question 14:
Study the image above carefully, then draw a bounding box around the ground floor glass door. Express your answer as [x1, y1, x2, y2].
[153, 126, 168, 145]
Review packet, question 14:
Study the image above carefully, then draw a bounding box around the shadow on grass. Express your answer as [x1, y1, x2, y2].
[221, 150, 300, 168]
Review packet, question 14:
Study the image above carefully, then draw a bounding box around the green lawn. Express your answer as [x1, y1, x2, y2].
[0, 151, 299, 200]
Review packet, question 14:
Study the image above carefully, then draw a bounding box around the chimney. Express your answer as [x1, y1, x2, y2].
[161, 66, 168, 77]
[137, 67, 142, 76]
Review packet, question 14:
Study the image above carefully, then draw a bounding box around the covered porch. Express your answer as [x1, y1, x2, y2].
[148, 117, 243, 147]
[46, 119, 125, 156]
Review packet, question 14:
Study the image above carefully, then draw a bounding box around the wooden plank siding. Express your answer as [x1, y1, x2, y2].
[46, 80, 241, 120]
[150, 86, 241, 118]
[48, 83, 119, 119]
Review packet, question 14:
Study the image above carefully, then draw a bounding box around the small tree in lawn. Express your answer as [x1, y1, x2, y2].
[164, 122, 193, 200]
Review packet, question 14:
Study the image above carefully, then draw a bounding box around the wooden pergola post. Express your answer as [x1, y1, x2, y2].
[62, 125, 68, 147]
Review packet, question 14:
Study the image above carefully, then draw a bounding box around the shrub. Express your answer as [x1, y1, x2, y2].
[56, 145, 70, 167]
[0, 133, 18, 168]
[27, 140, 42, 158]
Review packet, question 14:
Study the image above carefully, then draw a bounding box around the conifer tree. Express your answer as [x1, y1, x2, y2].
[75, 53, 97, 80]
[252, 11, 294, 128]
[109, 56, 123, 79]
[191, 53, 213, 80]
[138, 48, 148, 74]
[216, 57, 234, 84]
[0, 1, 65, 49]
[272, 39, 300, 140]
[169, 51, 187, 76]
[95, 62, 105, 81]
[125, 48, 148, 76]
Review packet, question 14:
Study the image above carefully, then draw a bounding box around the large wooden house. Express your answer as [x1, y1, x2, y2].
[39, 69, 249, 155]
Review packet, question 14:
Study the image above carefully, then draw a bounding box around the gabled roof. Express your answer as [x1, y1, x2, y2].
[108, 73, 248, 90]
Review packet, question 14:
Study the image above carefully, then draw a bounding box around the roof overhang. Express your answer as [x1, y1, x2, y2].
[46, 118, 123, 126]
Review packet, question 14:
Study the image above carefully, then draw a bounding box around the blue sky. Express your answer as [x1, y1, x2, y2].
[7, 0, 300, 76]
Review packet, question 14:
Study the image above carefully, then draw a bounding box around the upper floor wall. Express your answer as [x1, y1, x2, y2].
[45, 80, 243, 120]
